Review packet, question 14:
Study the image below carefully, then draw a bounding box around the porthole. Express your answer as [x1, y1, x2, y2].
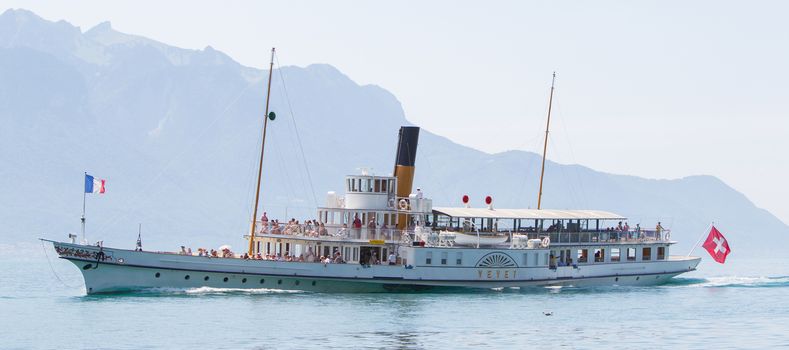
[184, 275, 190, 280]
[636, 276, 640, 281]
[204, 276, 210, 281]
[277, 279, 282, 285]
[223, 277, 229, 282]
[615, 277, 619, 282]
[155, 272, 161, 278]
[242, 278, 247, 283]
[83, 264, 93, 270]
[295, 280, 300, 286]
[259, 278, 265, 284]
[311, 281, 316, 286]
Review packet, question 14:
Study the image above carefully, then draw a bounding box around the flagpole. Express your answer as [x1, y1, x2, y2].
[687, 221, 713, 257]
[81, 172, 87, 245]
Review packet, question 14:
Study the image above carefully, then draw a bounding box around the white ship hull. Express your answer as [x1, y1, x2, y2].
[49, 240, 701, 294]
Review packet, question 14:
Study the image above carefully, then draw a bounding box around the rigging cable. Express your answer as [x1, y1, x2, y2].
[94, 74, 263, 236]
[555, 104, 590, 209]
[41, 241, 81, 289]
[274, 53, 319, 208]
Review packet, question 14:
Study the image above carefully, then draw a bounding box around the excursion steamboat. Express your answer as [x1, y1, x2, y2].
[46, 51, 700, 294]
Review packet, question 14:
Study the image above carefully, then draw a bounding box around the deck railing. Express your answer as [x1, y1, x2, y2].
[252, 221, 670, 246]
[253, 221, 410, 243]
[542, 229, 670, 244]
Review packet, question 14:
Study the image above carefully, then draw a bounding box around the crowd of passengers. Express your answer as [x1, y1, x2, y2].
[255, 212, 396, 238]
[178, 244, 399, 266]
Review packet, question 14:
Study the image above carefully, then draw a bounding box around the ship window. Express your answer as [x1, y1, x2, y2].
[155, 272, 161, 278]
[627, 248, 636, 261]
[295, 280, 300, 286]
[426, 251, 432, 265]
[277, 279, 282, 285]
[455, 252, 463, 265]
[642, 247, 652, 261]
[657, 246, 666, 260]
[242, 278, 247, 283]
[611, 248, 621, 262]
[381, 180, 388, 193]
[440, 251, 448, 265]
[184, 275, 190, 280]
[577, 249, 588, 263]
[223, 277, 228, 282]
[594, 248, 604, 263]
[260, 278, 265, 284]
[204, 276, 210, 281]
[312, 281, 316, 286]
[353, 247, 359, 262]
[374, 179, 381, 192]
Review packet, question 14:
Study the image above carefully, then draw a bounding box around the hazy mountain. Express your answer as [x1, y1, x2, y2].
[1, 9, 786, 262]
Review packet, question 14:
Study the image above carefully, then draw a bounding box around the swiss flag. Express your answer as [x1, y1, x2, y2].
[702, 226, 731, 264]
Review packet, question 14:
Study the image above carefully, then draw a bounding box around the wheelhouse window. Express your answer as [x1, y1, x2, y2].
[657, 246, 666, 260]
[627, 248, 636, 261]
[611, 248, 620, 262]
[642, 247, 652, 261]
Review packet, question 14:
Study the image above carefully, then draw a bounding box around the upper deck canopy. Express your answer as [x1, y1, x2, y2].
[432, 207, 626, 220]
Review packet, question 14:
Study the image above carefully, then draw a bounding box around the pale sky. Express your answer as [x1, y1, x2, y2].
[4, 0, 788, 224]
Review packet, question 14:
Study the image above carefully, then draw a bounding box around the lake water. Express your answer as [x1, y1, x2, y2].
[2, 241, 788, 349]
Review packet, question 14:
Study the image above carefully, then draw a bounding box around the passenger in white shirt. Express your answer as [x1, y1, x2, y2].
[388, 253, 397, 265]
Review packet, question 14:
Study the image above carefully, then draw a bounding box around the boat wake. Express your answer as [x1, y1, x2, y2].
[665, 275, 789, 289]
[131, 286, 307, 296]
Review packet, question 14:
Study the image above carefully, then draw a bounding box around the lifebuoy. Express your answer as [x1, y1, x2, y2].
[398, 199, 408, 210]
[541, 236, 551, 247]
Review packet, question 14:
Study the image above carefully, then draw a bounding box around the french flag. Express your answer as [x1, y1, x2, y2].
[84, 174, 106, 194]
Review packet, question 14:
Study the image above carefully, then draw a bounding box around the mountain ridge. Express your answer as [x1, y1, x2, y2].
[1, 9, 786, 263]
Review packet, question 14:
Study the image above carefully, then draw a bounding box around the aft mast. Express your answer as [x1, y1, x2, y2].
[248, 47, 276, 256]
[537, 72, 556, 210]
